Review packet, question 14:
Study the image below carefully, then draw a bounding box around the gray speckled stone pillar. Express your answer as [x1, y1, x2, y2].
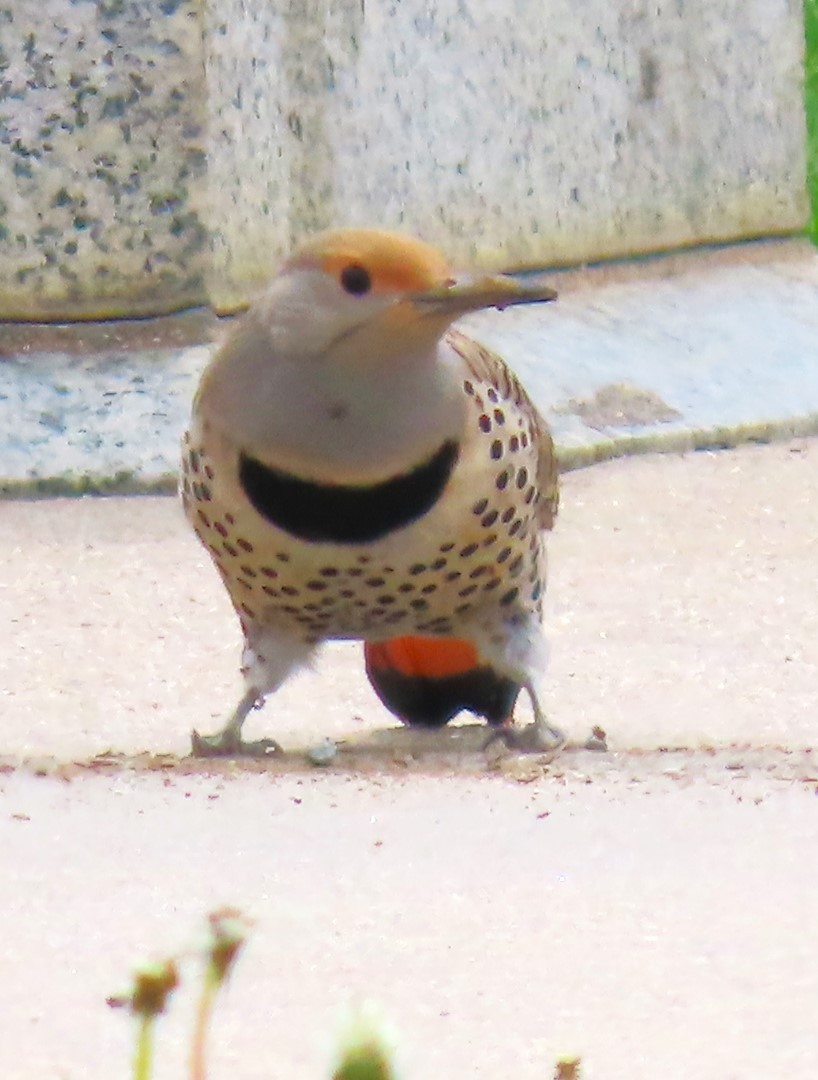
[0, 0, 208, 319]
[0, 0, 809, 317]
[203, 0, 809, 309]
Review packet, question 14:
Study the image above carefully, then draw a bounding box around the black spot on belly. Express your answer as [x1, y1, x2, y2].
[238, 440, 460, 544]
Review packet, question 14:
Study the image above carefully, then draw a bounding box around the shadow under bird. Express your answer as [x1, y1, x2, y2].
[180, 228, 562, 755]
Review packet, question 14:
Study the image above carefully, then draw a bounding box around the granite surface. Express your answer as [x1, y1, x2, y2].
[0, 0, 808, 317]
[204, 0, 808, 309]
[1, 239, 817, 494]
[0, 0, 208, 318]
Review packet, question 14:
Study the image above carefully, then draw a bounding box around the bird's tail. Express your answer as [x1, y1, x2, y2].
[364, 636, 520, 728]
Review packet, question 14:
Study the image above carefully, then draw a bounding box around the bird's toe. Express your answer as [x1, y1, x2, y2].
[483, 719, 565, 756]
[190, 728, 282, 758]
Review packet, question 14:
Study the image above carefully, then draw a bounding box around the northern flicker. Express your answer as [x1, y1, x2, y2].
[181, 228, 562, 756]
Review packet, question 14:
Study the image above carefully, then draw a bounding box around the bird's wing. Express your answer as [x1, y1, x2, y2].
[447, 328, 559, 530]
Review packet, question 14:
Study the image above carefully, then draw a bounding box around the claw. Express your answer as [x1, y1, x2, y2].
[190, 728, 282, 758]
[483, 720, 565, 755]
[190, 686, 281, 758]
[483, 680, 567, 755]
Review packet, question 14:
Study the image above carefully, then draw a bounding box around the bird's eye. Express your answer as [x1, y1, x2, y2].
[340, 264, 372, 296]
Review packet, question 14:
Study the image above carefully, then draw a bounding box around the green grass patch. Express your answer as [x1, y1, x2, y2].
[805, 0, 818, 241]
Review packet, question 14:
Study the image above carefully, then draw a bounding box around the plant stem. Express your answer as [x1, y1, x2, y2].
[190, 968, 218, 1080]
[133, 1016, 154, 1080]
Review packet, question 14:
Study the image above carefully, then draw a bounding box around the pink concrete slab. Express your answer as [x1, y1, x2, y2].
[1, 440, 817, 1077]
[2, 772, 818, 1079]
[1, 439, 815, 761]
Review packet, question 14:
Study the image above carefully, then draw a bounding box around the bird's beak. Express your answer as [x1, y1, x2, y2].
[410, 273, 557, 316]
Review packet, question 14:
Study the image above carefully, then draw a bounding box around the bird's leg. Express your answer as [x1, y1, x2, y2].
[518, 681, 565, 750]
[475, 617, 564, 755]
[484, 681, 564, 755]
[191, 631, 315, 758]
[191, 687, 281, 757]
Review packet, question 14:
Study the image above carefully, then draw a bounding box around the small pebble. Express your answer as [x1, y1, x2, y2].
[307, 739, 338, 766]
[584, 726, 608, 752]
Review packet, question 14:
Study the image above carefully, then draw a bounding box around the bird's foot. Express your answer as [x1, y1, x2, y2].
[190, 728, 282, 758]
[483, 719, 565, 756]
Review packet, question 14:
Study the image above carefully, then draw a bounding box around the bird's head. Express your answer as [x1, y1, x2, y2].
[196, 228, 555, 482]
[252, 227, 557, 363]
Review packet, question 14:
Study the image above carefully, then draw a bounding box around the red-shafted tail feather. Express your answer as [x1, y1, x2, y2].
[364, 636, 520, 728]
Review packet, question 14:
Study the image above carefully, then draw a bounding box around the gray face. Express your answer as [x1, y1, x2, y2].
[197, 271, 468, 485]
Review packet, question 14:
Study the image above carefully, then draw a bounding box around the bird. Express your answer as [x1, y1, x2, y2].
[180, 227, 563, 756]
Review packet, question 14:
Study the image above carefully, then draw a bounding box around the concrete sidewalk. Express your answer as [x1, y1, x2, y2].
[1, 439, 817, 1078]
[3, 238, 818, 494]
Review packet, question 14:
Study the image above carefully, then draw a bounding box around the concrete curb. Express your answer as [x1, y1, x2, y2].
[2, 239, 817, 496]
